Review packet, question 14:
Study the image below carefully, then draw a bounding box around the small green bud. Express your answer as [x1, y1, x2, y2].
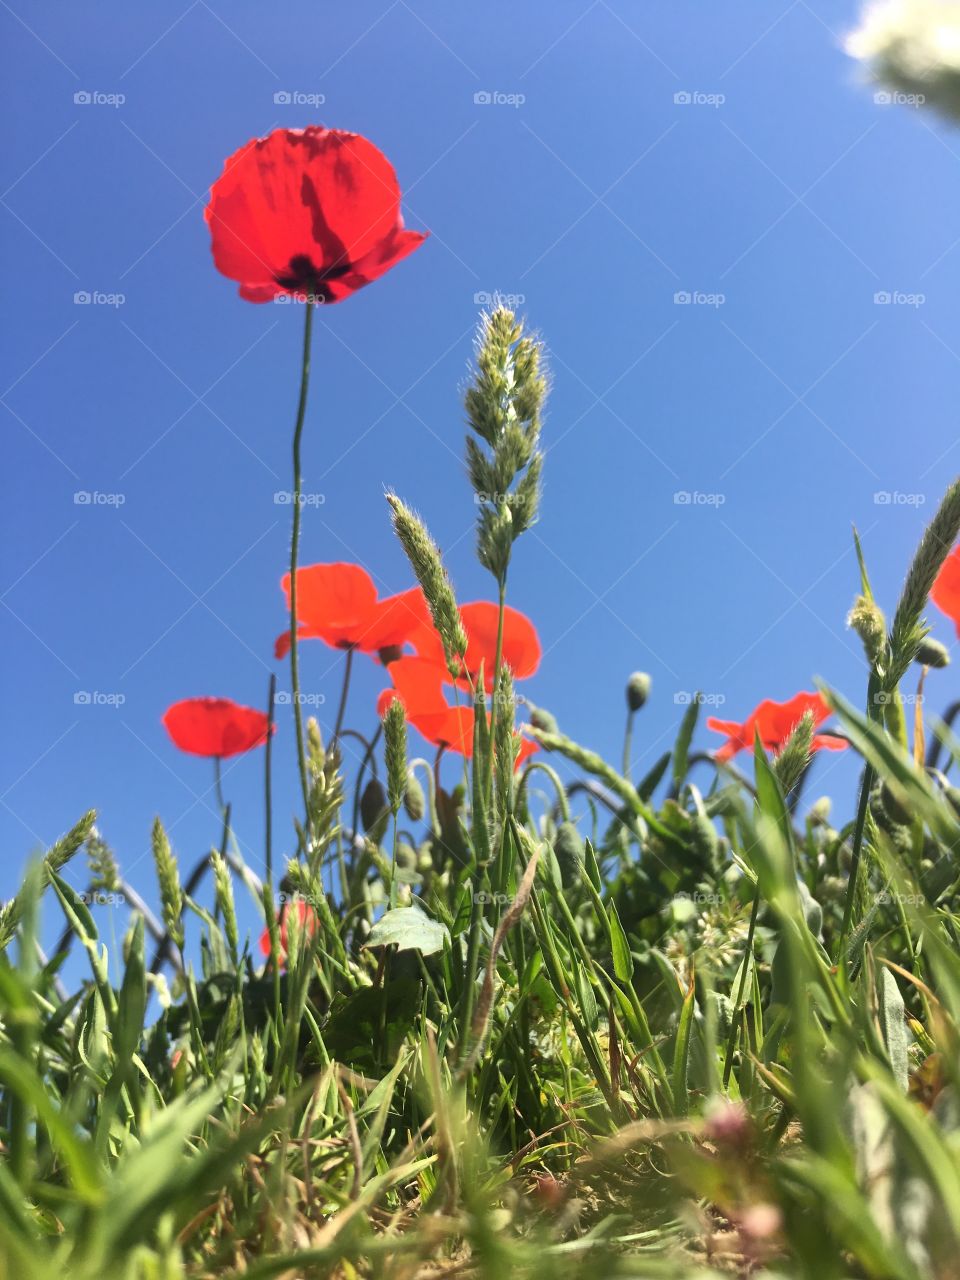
[626, 672, 651, 712]
[808, 796, 832, 827]
[880, 781, 912, 827]
[689, 812, 719, 861]
[403, 769, 426, 823]
[396, 841, 418, 870]
[553, 822, 584, 886]
[360, 778, 389, 843]
[528, 704, 558, 735]
[916, 636, 950, 669]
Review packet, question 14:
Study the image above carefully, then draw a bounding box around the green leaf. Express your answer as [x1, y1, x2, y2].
[607, 901, 634, 983]
[672, 977, 696, 1116]
[878, 966, 910, 1092]
[672, 698, 700, 787]
[364, 905, 449, 956]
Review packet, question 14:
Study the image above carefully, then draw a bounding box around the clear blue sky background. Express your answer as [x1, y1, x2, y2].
[4, 1, 960, 966]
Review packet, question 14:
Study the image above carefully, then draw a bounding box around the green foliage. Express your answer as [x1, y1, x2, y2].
[6, 321, 960, 1278]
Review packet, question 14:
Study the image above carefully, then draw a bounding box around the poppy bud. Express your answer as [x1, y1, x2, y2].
[916, 636, 950, 668]
[689, 811, 719, 861]
[553, 822, 584, 885]
[404, 769, 426, 823]
[528, 704, 558, 735]
[360, 777, 389, 842]
[626, 672, 651, 712]
[396, 841, 418, 870]
[880, 780, 912, 826]
[808, 796, 832, 827]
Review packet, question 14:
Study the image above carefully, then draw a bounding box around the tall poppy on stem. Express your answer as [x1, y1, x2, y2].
[163, 697, 273, 865]
[706, 691, 846, 763]
[206, 126, 426, 830]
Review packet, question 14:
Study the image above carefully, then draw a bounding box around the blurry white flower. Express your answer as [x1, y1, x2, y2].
[847, 0, 960, 120]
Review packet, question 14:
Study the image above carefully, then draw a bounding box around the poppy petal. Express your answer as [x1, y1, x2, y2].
[163, 698, 272, 758]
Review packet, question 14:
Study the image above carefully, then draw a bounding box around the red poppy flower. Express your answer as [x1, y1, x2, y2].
[274, 562, 430, 661]
[205, 127, 426, 304]
[258, 897, 319, 964]
[931, 544, 960, 638]
[706, 691, 846, 764]
[163, 698, 273, 758]
[378, 657, 537, 767]
[410, 602, 541, 691]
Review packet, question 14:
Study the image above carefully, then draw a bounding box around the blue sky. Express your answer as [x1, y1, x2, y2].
[4, 1, 960, 962]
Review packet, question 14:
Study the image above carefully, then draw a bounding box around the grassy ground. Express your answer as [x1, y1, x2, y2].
[2, 309, 960, 1279]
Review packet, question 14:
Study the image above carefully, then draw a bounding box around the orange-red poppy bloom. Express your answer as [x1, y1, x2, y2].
[205, 126, 426, 304]
[706, 691, 846, 763]
[411, 601, 541, 691]
[378, 657, 537, 767]
[258, 897, 319, 963]
[162, 698, 273, 758]
[931, 544, 960, 638]
[274, 562, 429, 661]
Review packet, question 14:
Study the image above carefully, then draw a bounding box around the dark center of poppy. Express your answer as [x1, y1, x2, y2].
[276, 254, 353, 303]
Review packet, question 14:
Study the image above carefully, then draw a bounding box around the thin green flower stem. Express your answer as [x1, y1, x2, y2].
[517, 761, 571, 822]
[485, 578, 507, 801]
[722, 887, 760, 1089]
[289, 298, 316, 834]
[332, 646, 354, 744]
[837, 670, 882, 967]
[836, 760, 874, 969]
[390, 811, 399, 909]
[214, 756, 225, 813]
[214, 756, 229, 923]
[264, 672, 276, 888]
[622, 708, 634, 779]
